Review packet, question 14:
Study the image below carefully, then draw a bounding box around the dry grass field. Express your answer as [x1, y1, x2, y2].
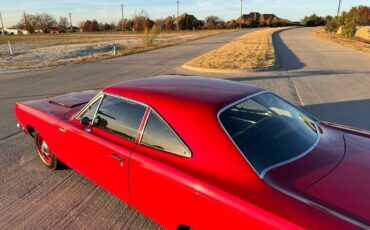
[312, 28, 370, 54]
[184, 27, 287, 71]
[355, 26, 370, 41]
[0, 30, 223, 45]
[0, 30, 230, 72]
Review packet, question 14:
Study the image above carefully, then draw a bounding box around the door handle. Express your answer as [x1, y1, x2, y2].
[111, 153, 125, 164]
[59, 127, 67, 133]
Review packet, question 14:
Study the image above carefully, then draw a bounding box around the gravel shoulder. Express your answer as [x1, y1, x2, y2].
[0, 31, 223, 73]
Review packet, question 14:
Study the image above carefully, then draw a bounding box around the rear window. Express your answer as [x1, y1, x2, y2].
[219, 92, 318, 177]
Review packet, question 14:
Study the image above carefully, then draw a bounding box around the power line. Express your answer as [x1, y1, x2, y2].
[337, 0, 342, 16]
[120, 4, 125, 31]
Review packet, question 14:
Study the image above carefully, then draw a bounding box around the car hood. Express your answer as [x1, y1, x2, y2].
[304, 132, 370, 225]
[25, 90, 98, 120]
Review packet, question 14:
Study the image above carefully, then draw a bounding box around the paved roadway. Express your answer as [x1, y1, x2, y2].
[0, 27, 369, 229]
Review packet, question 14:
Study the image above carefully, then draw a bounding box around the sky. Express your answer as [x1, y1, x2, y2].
[0, 0, 369, 27]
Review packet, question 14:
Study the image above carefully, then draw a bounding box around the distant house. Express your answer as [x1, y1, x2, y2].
[5, 28, 29, 35]
[235, 12, 281, 26]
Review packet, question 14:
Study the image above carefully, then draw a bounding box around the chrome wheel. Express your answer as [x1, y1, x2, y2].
[36, 135, 52, 166]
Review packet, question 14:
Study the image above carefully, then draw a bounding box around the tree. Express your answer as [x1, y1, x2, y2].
[323, 6, 369, 36]
[226, 20, 238, 29]
[259, 16, 267, 27]
[204, 16, 223, 29]
[271, 17, 279, 27]
[36, 13, 57, 31]
[99, 22, 115, 31]
[16, 13, 38, 32]
[164, 16, 175, 30]
[325, 16, 340, 32]
[348, 5, 370, 26]
[154, 19, 165, 30]
[79, 19, 100, 32]
[341, 15, 357, 37]
[300, 14, 326, 27]
[132, 10, 153, 31]
[58, 16, 69, 31]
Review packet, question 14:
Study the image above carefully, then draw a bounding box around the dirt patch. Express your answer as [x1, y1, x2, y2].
[183, 27, 288, 72]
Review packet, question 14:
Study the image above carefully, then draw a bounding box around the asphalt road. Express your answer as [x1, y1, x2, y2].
[1, 27, 369, 229]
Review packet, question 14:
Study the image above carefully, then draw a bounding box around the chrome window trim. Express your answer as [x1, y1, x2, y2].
[75, 92, 104, 120]
[91, 95, 105, 126]
[217, 91, 320, 179]
[138, 109, 151, 144]
[139, 109, 192, 158]
[75, 91, 192, 157]
[260, 130, 320, 178]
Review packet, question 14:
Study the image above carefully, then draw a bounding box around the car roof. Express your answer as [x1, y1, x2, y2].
[103, 75, 263, 111]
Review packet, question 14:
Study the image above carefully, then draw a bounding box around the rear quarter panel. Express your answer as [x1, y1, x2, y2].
[15, 102, 59, 154]
[130, 146, 302, 230]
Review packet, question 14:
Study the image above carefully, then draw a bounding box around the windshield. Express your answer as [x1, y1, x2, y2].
[219, 92, 318, 177]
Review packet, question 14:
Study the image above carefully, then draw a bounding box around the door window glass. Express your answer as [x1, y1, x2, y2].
[95, 95, 146, 141]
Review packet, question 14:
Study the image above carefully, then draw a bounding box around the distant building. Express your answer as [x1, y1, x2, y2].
[235, 12, 280, 26]
[5, 28, 29, 35]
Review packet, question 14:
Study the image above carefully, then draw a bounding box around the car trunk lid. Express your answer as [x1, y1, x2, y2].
[304, 133, 370, 225]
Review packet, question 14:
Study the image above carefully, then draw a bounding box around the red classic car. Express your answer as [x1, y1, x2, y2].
[15, 76, 370, 229]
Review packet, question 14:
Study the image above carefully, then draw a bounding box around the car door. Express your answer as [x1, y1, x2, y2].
[129, 110, 196, 228]
[55, 94, 147, 202]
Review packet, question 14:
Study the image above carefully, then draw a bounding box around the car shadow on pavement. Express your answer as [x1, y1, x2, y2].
[303, 99, 370, 131]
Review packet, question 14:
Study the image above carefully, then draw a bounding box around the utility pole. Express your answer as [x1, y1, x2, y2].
[68, 13, 73, 32]
[176, 1, 180, 30]
[120, 4, 125, 31]
[24, 11, 27, 29]
[0, 11, 5, 35]
[240, 0, 243, 29]
[337, 0, 342, 17]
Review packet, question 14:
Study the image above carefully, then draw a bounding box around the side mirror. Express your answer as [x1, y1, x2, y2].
[80, 117, 90, 126]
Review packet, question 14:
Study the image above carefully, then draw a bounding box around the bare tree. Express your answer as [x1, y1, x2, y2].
[164, 16, 175, 30]
[79, 19, 100, 32]
[36, 13, 57, 32]
[16, 13, 37, 32]
[132, 10, 153, 31]
[58, 16, 69, 30]
[204, 16, 224, 29]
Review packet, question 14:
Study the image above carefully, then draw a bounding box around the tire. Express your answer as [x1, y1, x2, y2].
[35, 132, 59, 169]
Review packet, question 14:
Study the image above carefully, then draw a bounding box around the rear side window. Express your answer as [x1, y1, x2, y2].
[141, 112, 191, 157]
[94, 95, 146, 141]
